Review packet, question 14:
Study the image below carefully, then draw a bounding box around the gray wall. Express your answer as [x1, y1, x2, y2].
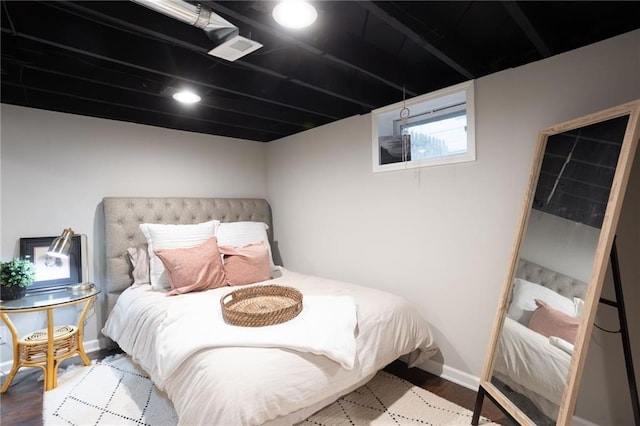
[0, 107, 268, 361]
[520, 210, 599, 283]
[266, 30, 639, 425]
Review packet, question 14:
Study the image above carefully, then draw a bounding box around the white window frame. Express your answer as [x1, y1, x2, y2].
[371, 80, 475, 173]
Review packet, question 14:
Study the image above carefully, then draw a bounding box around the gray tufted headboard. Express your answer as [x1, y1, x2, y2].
[103, 197, 272, 315]
[516, 258, 587, 300]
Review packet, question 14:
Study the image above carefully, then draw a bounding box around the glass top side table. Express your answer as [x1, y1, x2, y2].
[0, 284, 100, 392]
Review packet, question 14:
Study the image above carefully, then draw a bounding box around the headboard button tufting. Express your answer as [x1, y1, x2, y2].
[103, 197, 272, 316]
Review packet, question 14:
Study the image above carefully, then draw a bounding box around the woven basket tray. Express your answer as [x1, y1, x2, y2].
[220, 284, 303, 327]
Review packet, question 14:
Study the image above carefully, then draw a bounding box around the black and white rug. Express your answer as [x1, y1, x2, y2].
[44, 355, 499, 425]
[44, 355, 178, 425]
[300, 370, 499, 425]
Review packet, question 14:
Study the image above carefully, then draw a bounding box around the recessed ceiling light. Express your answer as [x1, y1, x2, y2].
[172, 90, 201, 104]
[272, 1, 317, 29]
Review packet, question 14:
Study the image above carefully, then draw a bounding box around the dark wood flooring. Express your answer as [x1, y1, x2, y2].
[0, 349, 515, 425]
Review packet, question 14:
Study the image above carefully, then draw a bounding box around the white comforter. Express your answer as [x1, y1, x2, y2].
[492, 317, 572, 419]
[102, 267, 438, 425]
[157, 294, 358, 380]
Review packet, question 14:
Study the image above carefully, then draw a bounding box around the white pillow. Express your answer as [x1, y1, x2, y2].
[549, 336, 575, 355]
[507, 278, 576, 325]
[573, 297, 584, 317]
[140, 220, 219, 289]
[215, 221, 275, 270]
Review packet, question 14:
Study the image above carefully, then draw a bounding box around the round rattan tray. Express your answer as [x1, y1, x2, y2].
[220, 284, 303, 327]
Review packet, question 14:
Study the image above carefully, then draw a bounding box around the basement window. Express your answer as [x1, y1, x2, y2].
[372, 81, 475, 173]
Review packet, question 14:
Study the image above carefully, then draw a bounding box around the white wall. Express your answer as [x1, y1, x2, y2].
[520, 210, 599, 283]
[0, 105, 268, 361]
[267, 30, 640, 425]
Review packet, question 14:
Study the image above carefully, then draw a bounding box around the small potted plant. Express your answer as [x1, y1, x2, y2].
[0, 258, 36, 300]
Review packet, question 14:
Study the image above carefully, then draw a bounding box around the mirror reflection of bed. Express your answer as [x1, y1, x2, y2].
[491, 205, 600, 424]
[491, 257, 587, 425]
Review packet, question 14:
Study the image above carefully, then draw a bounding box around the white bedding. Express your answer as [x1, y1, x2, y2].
[492, 316, 572, 419]
[157, 294, 358, 379]
[102, 267, 438, 425]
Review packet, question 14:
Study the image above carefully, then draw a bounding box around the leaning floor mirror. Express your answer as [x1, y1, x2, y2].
[473, 100, 640, 425]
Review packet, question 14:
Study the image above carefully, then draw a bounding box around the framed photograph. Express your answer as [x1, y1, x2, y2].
[19, 236, 83, 290]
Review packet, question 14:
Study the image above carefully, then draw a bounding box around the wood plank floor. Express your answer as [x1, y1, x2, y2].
[0, 349, 515, 425]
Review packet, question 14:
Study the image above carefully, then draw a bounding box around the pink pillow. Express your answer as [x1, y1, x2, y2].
[529, 299, 580, 344]
[127, 244, 150, 286]
[219, 242, 270, 286]
[154, 237, 227, 296]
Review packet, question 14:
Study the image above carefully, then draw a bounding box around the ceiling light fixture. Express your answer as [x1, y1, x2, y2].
[172, 91, 201, 104]
[272, 1, 317, 29]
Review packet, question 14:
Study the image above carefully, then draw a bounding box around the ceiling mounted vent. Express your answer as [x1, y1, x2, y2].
[208, 35, 263, 61]
[131, 0, 262, 61]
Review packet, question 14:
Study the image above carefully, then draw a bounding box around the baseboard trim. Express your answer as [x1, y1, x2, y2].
[571, 416, 600, 426]
[420, 358, 480, 391]
[82, 337, 108, 354]
[0, 338, 106, 375]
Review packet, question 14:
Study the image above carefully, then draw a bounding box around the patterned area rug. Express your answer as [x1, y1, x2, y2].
[43, 355, 178, 426]
[44, 355, 499, 425]
[301, 370, 499, 425]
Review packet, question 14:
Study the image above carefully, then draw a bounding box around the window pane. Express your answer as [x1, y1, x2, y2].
[402, 111, 467, 161]
[372, 81, 475, 173]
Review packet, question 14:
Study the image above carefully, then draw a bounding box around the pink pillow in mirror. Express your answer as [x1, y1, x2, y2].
[528, 298, 580, 344]
[155, 237, 227, 296]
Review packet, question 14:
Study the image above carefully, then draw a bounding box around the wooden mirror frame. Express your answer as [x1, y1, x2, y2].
[475, 100, 640, 425]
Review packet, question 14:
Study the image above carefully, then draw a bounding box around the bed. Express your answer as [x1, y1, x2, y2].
[491, 258, 587, 423]
[100, 197, 438, 425]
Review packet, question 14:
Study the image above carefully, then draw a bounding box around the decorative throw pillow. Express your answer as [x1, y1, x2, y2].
[154, 237, 227, 296]
[507, 278, 577, 325]
[215, 221, 275, 270]
[127, 244, 150, 286]
[139, 219, 219, 289]
[529, 299, 580, 344]
[219, 242, 271, 286]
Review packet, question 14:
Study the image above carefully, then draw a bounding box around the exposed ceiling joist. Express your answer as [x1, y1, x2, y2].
[0, 19, 353, 122]
[204, 1, 418, 97]
[56, 1, 387, 112]
[1, 38, 324, 130]
[359, 1, 475, 80]
[502, 1, 552, 58]
[1, 1, 637, 142]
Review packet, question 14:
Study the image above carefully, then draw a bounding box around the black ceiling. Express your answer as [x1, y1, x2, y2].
[534, 114, 628, 229]
[2, 1, 638, 142]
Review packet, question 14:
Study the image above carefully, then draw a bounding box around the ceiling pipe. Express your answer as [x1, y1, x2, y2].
[130, 0, 238, 44]
[131, 0, 262, 61]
